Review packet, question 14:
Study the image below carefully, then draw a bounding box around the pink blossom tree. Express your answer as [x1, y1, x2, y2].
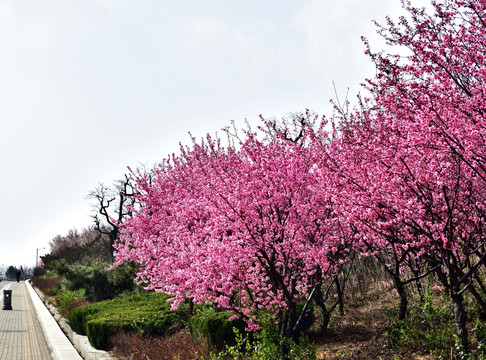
[114, 116, 351, 341]
[310, 117, 439, 322]
[332, 0, 486, 352]
[113, 0, 486, 354]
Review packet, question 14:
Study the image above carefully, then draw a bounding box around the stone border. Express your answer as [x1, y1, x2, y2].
[26, 281, 114, 360]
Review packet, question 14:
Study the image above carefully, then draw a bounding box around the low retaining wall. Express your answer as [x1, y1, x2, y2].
[29, 282, 114, 360]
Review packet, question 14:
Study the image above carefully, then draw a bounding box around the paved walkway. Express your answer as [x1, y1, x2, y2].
[0, 281, 52, 360]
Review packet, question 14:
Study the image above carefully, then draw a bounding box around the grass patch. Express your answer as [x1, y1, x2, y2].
[385, 291, 455, 359]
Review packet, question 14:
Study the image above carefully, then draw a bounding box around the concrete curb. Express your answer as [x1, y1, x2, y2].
[25, 280, 83, 360]
[26, 281, 114, 360]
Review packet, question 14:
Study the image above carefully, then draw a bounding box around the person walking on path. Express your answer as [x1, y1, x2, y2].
[16, 270, 21, 283]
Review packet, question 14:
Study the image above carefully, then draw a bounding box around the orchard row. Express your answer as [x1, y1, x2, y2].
[113, 0, 486, 355]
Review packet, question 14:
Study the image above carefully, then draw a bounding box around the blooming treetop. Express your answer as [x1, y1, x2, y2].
[114, 117, 350, 336]
[328, 0, 486, 351]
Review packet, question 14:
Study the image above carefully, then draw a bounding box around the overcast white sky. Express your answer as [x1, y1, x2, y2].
[0, 0, 406, 268]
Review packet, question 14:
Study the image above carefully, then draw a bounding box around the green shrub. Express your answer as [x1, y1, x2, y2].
[212, 326, 317, 360]
[69, 304, 100, 335]
[52, 259, 70, 276]
[56, 289, 85, 318]
[43, 287, 60, 297]
[31, 274, 63, 296]
[385, 291, 454, 358]
[476, 320, 486, 360]
[33, 266, 46, 277]
[64, 261, 138, 302]
[188, 311, 247, 350]
[68, 291, 185, 349]
[85, 315, 184, 350]
[86, 318, 118, 349]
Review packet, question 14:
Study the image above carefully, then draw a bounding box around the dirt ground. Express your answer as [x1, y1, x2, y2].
[110, 287, 452, 360]
[311, 289, 443, 360]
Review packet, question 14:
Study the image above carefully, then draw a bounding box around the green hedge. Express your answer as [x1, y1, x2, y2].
[188, 311, 247, 350]
[69, 304, 104, 336]
[68, 291, 186, 349]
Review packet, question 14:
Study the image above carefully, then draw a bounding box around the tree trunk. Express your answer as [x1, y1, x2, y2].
[445, 253, 469, 356]
[415, 278, 425, 304]
[282, 302, 296, 338]
[313, 286, 332, 332]
[322, 304, 331, 331]
[189, 298, 194, 316]
[280, 303, 296, 359]
[451, 291, 468, 355]
[394, 278, 408, 321]
[398, 288, 408, 321]
[335, 278, 345, 315]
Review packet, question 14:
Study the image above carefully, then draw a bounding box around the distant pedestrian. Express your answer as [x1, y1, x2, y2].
[16, 270, 21, 282]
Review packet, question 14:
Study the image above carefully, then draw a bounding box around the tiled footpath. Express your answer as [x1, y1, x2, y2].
[0, 282, 53, 360]
[0, 281, 115, 360]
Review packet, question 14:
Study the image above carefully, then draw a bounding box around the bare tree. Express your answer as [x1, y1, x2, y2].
[87, 174, 135, 262]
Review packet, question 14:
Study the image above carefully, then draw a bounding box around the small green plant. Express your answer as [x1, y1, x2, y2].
[476, 320, 486, 360]
[385, 289, 454, 358]
[210, 327, 316, 360]
[454, 334, 471, 360]
[209, 313, 316, 360]
[56, 289, 85, 317]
